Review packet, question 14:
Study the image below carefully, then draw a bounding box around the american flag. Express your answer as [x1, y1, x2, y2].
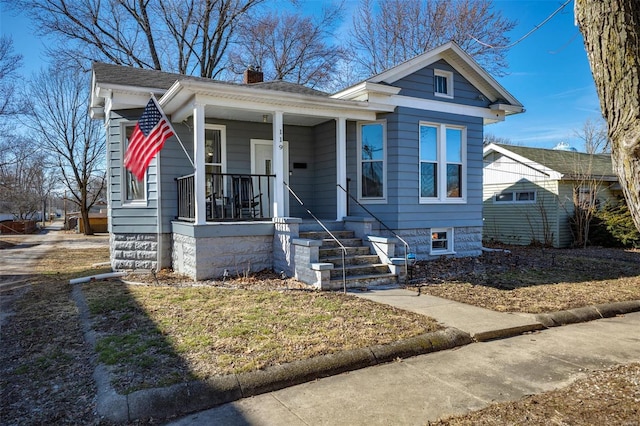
[124, 97, 175, 181]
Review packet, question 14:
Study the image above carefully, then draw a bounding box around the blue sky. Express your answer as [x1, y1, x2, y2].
[1, 0, 600, 150]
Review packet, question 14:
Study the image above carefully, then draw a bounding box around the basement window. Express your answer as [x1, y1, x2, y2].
[430, 228, 454, 255]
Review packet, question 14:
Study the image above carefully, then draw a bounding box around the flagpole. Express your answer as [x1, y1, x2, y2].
[151, 94, 195, 169]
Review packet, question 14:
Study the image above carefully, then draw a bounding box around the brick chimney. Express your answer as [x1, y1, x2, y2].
[243, 65, 263, 84]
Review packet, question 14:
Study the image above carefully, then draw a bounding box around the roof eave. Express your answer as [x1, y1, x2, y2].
[160, 79, 396, 123]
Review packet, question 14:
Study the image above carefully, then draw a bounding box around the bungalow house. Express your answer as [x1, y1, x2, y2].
[483, 143, 620, 248]
[90, 41, 523, 289]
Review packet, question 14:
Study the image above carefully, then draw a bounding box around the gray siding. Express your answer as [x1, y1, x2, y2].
[108, 109, 159, 234]
[311, 120, 337, 219]
[284, 124, 316, 217]
[158, 121, 194, 233]
[394, 59, 491, 108]
[348, 108, 484, 232]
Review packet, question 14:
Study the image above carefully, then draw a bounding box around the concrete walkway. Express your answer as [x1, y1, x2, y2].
[167, 311, 640, 425]
[352, 286, 544, 341]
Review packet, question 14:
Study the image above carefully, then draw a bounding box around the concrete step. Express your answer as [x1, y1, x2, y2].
[327, 273, 398, 291]
[299, 231, 356, 241]
[299, 221, 345, 232]
[329, 263, 391, 279]
[317, 238, 362, 248]
[321, 254, 381, 267]
[320, 246, 371, 258]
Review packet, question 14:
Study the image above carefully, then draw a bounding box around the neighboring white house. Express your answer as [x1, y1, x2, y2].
[483, 143, 620, 248]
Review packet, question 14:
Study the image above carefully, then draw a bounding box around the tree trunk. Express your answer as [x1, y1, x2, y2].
[575, 0, 640, 232]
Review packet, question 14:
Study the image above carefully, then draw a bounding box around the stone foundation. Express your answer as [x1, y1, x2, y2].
[110, 233, 159, 271]
[390, 226, 483, 261]
[172, 232, 273, 280]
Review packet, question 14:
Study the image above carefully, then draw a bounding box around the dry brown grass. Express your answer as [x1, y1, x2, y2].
[0, 247, 111, 425]
[3, 241, 640, 425]
[411, 246, 640, 313]
[430, 363, 640, 425]
[83, 280, 441, 393]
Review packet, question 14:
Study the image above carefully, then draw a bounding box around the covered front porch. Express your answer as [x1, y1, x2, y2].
[159, 77, 395, 281]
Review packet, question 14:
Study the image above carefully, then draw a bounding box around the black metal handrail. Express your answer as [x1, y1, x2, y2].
[337, 183, 411, 283]
[176, 173, 275, 221]
[284, 182, 348, 293]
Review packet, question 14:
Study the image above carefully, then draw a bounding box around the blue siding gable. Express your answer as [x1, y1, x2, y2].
[393, 59, 491, 108]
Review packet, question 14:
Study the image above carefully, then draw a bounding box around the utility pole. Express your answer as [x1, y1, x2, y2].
[64, 190, 67, 230]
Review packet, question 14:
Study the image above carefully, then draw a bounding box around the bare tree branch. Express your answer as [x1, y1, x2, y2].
[6, 0, 264, 77]
[575, 117, 610, 154]
[350, 0, 515, 76]
[20, 68, 105, 234]
[229, 3, 346, 88]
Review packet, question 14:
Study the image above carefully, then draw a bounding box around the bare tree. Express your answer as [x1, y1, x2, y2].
[557, 152, 606, 248]
[575, 1, 640, 232]
[350, 0, 516, 76]
[0, 137, 54, 220]
[0, 36, 24, 138]
[575, 117, 609, 154]
[21, 68, 105, 235]
[483, 133, 513, 146]
[7, 0, 264, 77]
[229, 4, 346, 88]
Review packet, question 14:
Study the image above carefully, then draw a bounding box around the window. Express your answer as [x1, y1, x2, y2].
[205, 126, 226, 202]
[494, 191, 536, 204]
[420, 123, 466, 203]
[358, 121, 386, 202]
[576, 186, 596, 208]
[123, 125, 146, 203]
[431, 228, 454, 254]
[434, 69, 454, 98]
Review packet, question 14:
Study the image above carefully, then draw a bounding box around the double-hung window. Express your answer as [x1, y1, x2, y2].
[123, 124, 146, 204]
[358, 121, 386, 202]
[419, 122, 466, 203]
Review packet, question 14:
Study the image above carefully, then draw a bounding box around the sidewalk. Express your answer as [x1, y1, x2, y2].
[352, 286, 544, 341]
[167, 308, 640, 425]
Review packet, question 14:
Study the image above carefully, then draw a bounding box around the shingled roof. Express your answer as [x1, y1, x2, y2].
[495, 144, 616, 180]
[91, 62, 329, 97]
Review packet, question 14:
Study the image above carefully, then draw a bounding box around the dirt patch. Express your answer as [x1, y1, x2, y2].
[409, 246, 640, 313]
[430, 362, 640, 425]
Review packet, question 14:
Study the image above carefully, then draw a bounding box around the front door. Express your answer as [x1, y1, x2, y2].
[251, 139, 289, 216]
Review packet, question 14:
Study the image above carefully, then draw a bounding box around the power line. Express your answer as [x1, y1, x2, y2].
[469, 0, 573, 50]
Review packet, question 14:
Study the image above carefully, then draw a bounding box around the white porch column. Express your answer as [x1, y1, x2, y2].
[193, 102, 206, 225]
[336, 117, 347, 221]
[272, 111, 285, 218]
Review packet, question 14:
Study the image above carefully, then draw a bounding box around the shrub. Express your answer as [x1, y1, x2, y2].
[589, 198, 640, 247]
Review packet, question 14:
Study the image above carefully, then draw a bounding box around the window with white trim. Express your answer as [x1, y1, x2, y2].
[205, 125, 227, 202]
[419, 122, 466, 203]
[358, 121, 386, 202]
[434, 69, 453, 98]
[123, 125, 146, 204]
[494, 191, 536, 204]
[431, 228, 454, 254]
